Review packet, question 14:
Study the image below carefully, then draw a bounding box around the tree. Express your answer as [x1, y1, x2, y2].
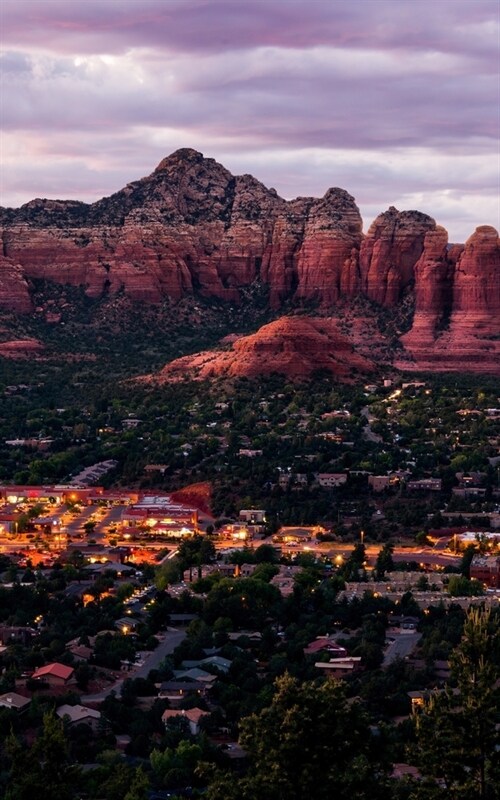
[460, 544, 477, 578]
[374, 542, 394, 579]
[124, 767, 149, 800]
[83, 521, 96, 534]
[447, 575, 484, 597]
[177, 535, 216, 580]
[341, 542, 366, 581]
[254, 543, 279, 564]
[204, 673, 391, 800]
[411, 608, 500, 799]
[155, 559, 182, 589]
[5, 711, 80, 800]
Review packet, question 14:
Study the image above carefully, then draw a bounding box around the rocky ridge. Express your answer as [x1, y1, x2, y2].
[1, 149, 498, 375]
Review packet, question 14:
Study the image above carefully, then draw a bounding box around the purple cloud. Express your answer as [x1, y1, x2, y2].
[0, 0, 497, 242]
[2, 0, 498, 60]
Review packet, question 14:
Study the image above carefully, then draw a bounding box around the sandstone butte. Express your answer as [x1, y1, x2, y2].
[149, 317, 375, 382]
[0, 148, 498, 374]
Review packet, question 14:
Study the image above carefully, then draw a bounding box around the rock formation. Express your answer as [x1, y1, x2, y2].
[0, 338, 44, 358]
[1, 149, 498, 374]
[359, 207, 436, 306]
[399, 225, 500, 373]
[151, 316, 374, 382]
[0, 255, 32, 313]
[0, 150, 364, 309]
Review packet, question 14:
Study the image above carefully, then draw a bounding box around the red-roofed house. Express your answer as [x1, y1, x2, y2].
[31, 663, 74, 686]
[304, 638, 347, 657]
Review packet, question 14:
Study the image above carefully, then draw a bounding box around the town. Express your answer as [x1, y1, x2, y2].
[0, 253, 499, 800]
[0, 453, 499, 797]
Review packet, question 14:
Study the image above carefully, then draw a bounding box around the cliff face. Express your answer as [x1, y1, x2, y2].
[152, 316, 375, 382]
[0, 255, 32, 313]
[359, 207, 436, 306]
[399, 225, 500, 373]
[1, 149, 498, 375]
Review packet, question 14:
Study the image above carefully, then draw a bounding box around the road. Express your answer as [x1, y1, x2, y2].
[361, 405, 383, 443]
[82, 626, 186, 702]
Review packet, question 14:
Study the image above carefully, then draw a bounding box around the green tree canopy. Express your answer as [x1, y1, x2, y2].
[204, 673, 391, 800]
[411, 607, 500, 799]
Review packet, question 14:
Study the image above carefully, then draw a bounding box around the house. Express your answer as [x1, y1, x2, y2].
[407, 478, 442, 492]
[315, 473, 348, 489]
[68, 643, 93, 662]
[270, 565, 303, 596]
[0, 626, 36, 646]
[115, 617, 140, 635]
[173, 668, 218, 685]
[158, 680, 208, 705]
[0, 692, 31, 713]
[162, 707, 209, 735]
[200, 655, 232, 673]
[407, 689, 433, 711]
[56, 703, 101, 731]
[304, 638, 348, 658]
[180, 656, 232, 674]
[31, 663, 74, 686]
[315, 657, 362, 677]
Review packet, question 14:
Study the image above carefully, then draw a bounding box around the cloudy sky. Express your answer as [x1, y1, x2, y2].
[1, 0, 498, 240]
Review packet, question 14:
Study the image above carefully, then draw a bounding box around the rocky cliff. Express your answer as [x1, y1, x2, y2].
[0, 149, 363, 308]
[399, 225, 500, 373]
[0, 149, 498, 374]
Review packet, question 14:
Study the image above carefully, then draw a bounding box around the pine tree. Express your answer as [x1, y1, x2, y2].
[411, 608, 500, 799]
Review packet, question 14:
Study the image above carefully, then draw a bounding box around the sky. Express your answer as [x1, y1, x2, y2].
[0, 0, 498, 241]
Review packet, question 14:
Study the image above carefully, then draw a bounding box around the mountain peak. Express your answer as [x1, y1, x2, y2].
[154, 148, 206, 172]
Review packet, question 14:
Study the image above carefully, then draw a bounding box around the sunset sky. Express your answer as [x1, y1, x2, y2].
[1, 0, 498, 240]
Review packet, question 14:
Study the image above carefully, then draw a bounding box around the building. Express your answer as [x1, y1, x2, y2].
[162, 707, 209, 735]
[315, 657, 362, 677]
[470, 555, 500, 589]
[158, 680, 209, 705]
[239, 509, 266, 524]
[56, 704, 101, 730]
[0, 626, 36, 646]
[304, 638, 348, 657]
[121, 497, 198, 531]
[407, 478, 442, 492]
[31, 663, 74, 686]
[315, 473, 347, 489]
[0, 692, 31, 713]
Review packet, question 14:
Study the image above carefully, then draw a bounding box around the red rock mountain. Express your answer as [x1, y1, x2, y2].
[151, 317, 375, 382]
[0, 149, 498, 374]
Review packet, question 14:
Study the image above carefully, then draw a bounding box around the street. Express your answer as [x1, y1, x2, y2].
[82, 626, 186, 702]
